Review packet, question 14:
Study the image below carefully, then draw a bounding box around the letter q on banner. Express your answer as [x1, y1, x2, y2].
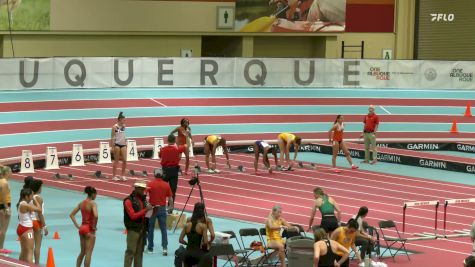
[45, 147, 59, 170]
[20, 150, 35, 174]
[127, 140, 138, 161]
[97, 142, 112, 164]
[71, 144, 85, 166]
[153, 138, 164, 159]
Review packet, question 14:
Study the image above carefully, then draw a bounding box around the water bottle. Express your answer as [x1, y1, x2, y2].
[364, 254, 370, 267]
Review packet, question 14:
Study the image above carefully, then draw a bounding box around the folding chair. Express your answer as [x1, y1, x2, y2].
[282, 224, 304, 239]
[366, 225, 381, 258]
[378, 220, 410, 261]
[239, 228, 267, 267]
[258, 228, 280, 267]
[221, 230, 248, 267]
[209, 244, 240, 267]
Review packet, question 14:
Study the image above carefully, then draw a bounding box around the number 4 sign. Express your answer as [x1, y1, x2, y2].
[127, 140, 138, 161]
[71, 144, 85, 166]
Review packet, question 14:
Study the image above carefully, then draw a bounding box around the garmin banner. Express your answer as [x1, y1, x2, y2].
[4, 57, 475, 90]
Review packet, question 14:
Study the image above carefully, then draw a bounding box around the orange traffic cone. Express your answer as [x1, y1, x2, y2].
[450, 119, 458, 134]
[53, 231, 60, 240]
[123, 229, 128, 235]
[46, 247, 55, 267]
[464, 102, 472, 117]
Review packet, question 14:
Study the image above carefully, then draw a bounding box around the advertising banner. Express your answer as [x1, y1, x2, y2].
[0, 0, 49, 30]
[5, 57, 475, 90]
[235, 0, 346, 32]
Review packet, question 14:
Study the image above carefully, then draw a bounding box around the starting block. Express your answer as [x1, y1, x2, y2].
[92, 170, 107, 179]
[194, 165, 202, 173]
[237, 165, 245, 172]
[53, 173, 74, 180]
[129, 170, 148, 177]
[298, 162, 317, 170]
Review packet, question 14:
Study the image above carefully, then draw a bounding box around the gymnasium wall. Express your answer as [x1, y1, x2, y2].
[0, 0, 415, 59]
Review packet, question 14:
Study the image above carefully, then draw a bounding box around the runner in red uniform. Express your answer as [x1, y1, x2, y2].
[170, 118, 194, 175]
[70, 186, 98, 267]
[328, 115, 358, 173]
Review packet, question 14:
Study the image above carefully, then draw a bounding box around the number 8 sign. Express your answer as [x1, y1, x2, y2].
[20, 150, 35, 174]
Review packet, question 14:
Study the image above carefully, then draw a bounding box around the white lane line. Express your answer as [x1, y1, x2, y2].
[149, 98, 167, 107]
[380, 105, 392, 114]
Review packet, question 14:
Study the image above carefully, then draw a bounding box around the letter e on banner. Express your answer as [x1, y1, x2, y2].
[20, 150, 35, 173]
[97, 142, 112, 164]
[126, 140, 139, 161]
[71, 144, 85, 166]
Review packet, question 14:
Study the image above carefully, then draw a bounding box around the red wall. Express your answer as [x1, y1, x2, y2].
[346, 0, 395, 32]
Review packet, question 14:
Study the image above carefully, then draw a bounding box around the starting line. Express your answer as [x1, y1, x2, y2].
[403, 198, 475, 240]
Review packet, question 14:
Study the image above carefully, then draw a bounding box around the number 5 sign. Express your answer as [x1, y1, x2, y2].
[97, 142, 112, 164]
[71, 144, 85, 166]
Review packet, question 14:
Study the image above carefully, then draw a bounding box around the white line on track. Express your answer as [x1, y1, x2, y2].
[379, 105, 392, 114]
[16, 162, 473, 254]
[149, 98, 167, 107]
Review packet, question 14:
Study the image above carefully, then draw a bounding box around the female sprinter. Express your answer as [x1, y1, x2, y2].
[17, 188, 42, 264]
[265, 205, 299, 267]
[277, 133, 302, 170]
[313, 228, 349, 267]
[70, 186, 98, 267]
[253, 140, 278, 174]
[308, 187, 341, 237]
[30, 179, 48, 265]
[204, 135, 230, 173]
[170, 118, 194, 175]
[328, 115, 358, 173]
[111, 112, 127, 181]
[0, 166, 12, 255]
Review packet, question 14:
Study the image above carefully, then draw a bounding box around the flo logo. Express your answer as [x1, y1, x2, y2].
[430, 13, 455, 22]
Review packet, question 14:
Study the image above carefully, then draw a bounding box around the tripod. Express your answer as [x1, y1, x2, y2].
[173, 168, 207, 233]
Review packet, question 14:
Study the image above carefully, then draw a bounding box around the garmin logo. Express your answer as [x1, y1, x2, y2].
[430, 13, 454, 22]
[467, 165, 475, 173]
[377, 154, 401, 163]
[407, 144, 439, 150]
[457, 144, 475, 153]
[419, 159, 447, 169]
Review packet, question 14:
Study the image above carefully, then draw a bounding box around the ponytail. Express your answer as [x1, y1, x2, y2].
[118, 112, 125, 120]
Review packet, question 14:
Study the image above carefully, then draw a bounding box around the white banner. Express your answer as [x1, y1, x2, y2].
[1, 57, 474, 90]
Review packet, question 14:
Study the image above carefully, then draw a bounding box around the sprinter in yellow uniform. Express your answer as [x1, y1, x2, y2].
[330, 219, 361, 267]
[277, 133, 302, 170]
[265, 205, 299, 267]
[204, 135, 230, 174]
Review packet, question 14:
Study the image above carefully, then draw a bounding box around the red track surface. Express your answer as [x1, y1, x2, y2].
[1, 131, 475, 160]
[10, 154, 474, 267]
[2, 115, 475, 135]
[0, 98, 471, 112]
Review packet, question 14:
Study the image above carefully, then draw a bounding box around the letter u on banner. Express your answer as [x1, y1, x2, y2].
[20, 150, 35, 173]
[71, 144, 85, 166]
[127, 140, 138, 161]
[45, 147, 59, 170]
[153, 138, 164, 159]
[97, 142, 112, 164]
